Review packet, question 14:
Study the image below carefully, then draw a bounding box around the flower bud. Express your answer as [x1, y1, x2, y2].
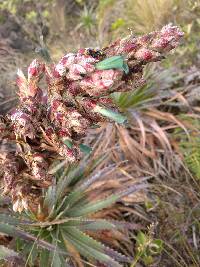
[58, 144, 80, 162]
[31, 153, 49, 180]
[10, 110, 36, 139]
[135, 48, 161, 61]
[28, 59, 45, 81]
[80, 69, 122, 96]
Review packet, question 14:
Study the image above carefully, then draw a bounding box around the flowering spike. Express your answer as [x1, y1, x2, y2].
[0, 25, 183, 212]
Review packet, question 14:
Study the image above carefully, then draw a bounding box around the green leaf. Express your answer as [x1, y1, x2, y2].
[39, 249, 50, 267]
[44, 183, 57, 215]
[63, 219, 116, 231]
[56, 162, 85, 200]
[66, 183, 146, 217]
[50, 230, 64, 267]
[0, 213, 31, 225]
[136, 231, 147, 246]
[122, 61, 129, 74]
[0, 223, 67, 255]
[96, 55, 129, 74]
[66, 194, 118, 217]
[56, 189, 86, 217]
[61, 228, 122, 267]
[56, 154, 107, 203]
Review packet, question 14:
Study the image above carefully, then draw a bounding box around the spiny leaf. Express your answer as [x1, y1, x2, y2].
[63, 227, 131, 263]
[57, 190, 86, 216]
[109, 220, 144, 230]
[0, 213, 32, 225]
[44, 183, 57, 214]
[56, 154, 108, 207]
[35, 36, 51, 63]
[76, 163, 117, 192]
[66, 183, 147, 217]
[50, 230, 66, 267]
[85, 153, 108, 175]
[65, 194, 118, 217]
[61, 228, 122, 267]
[0, 196, 9, 206]
[0, 223, 67, 255]
[23, 243, 38, 266]
[56, 161, 85, 200]
[113, 84, 155, 109]
[16, 69, 28, 95]
[180, 137, 200, 179]
[63, 219, 116, 231]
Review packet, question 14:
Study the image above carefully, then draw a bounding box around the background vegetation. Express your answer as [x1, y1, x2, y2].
[0, 0, 200, 266]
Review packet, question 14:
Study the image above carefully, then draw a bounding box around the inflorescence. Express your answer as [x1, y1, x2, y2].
[0, 24, 183, 212]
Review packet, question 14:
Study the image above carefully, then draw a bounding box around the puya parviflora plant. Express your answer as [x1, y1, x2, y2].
[0, 24, 183, 214]
[0, 155, 148, 267]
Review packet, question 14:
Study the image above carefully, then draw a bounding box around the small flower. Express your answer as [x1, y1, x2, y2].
[13, 196, 29, 213]
[58, 144, 80, 162]
[60, 53, 76, 67]
[66, 64, 87, 80]
[11, 183, 32, 213]
[10, 110, 36, 139]
[28, 59, 45, 81]
[31, 153, 50, 181]
[80, 69, 122, 96]
[151, 24, 184, 52]
[134, 48, 154, 61]
[161, 24, 184, 39]
[62, 108, 91, 134]
[54, 63, 66, 77]
[13, 199, 23, 213]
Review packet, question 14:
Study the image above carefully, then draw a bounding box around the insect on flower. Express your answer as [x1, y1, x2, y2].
[95, 55, 129, 74]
